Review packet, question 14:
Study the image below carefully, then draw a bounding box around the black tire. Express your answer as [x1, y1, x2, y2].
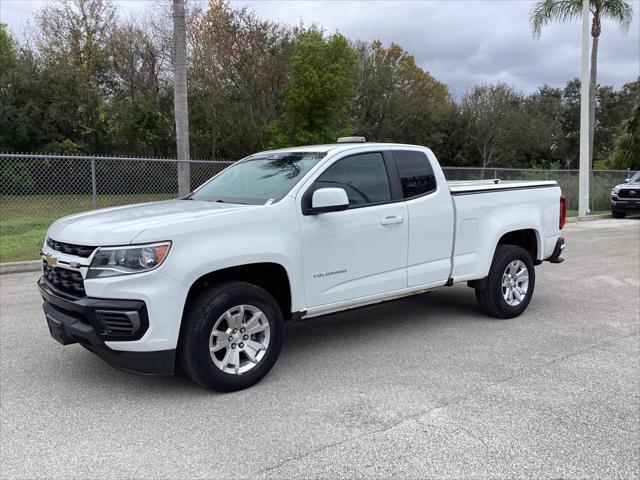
[612, 210, 626, 219]
[179, 281, 284, 392]
[475, 245, 536, 319]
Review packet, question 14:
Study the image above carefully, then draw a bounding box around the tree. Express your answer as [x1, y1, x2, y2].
[530, 0, 634, 165]
[188, 0, 294, 158]
[352, 40, 452, 149]
[0, 24, 16, 73]
[609, 102, 640, 170]
[4, 0, 639, 171]
[32, 0, 117, 152]
[460, 83, 526, 175]
[173, 0, 190, 196]
[523, 85, 566, 167]
[35, 0, 115, 76]
[267, 29, 357, 147]
[0, 46, 70, 152]
[107, 20, 174, 156]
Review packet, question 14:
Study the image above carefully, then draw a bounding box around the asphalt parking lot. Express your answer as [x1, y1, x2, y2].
[1, 218, 638, 479]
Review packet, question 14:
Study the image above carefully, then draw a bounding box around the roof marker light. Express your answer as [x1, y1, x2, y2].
[337, 136, 366, 143]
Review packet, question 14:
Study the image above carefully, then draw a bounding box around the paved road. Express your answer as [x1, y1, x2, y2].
[1, 219, 638, 479]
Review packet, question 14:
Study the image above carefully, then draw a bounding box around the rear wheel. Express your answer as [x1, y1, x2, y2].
[475, 245, 536, 319]
[179, 281, 284, 392]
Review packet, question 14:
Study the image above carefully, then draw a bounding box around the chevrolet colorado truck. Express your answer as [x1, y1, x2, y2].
[39, 141, 566, 391]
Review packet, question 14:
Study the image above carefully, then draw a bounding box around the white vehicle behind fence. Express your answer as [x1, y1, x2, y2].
[39, 139, 566, 391]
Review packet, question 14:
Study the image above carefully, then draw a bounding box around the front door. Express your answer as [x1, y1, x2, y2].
[299, 152, 408, 308]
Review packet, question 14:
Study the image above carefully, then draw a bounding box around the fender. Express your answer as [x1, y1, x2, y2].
[181, 254, 301, 312]
[483, 226, 542, 277]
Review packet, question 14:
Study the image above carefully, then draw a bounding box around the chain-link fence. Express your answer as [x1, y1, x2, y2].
[0, 152, 635, 262]
[0, 153, 233, 208]
[0, 153, 233, 262]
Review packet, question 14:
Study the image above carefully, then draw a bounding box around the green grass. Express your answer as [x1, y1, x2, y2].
[0, 194, 174, 263]
[566, 210, 609, 217]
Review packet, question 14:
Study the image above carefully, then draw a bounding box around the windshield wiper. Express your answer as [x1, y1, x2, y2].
[214, 199, 248, 205]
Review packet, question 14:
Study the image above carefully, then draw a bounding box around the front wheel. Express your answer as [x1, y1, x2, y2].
[612, 210, 626, 219]
[475, 245, 536, 319]
[179, 281, 284, 392]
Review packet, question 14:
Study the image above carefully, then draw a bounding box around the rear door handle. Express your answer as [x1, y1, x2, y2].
[380, 215, 404, 226]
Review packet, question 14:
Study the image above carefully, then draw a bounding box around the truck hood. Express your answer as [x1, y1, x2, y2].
[47, 199, 250, 246]
[614, 183, 640, 190]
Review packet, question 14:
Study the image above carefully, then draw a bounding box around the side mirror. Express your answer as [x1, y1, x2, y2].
[624, 178, 630, 183]
[308, 188, 349, 214]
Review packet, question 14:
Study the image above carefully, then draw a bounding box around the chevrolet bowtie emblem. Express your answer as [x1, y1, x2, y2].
[44, 254, 57, 266]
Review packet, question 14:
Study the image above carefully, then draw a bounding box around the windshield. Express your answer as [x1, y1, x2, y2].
[190, 151, 326, 204]
[629, 172, 640, 185]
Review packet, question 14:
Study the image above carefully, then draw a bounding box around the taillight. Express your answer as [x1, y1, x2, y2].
[559, 195, 566, 229]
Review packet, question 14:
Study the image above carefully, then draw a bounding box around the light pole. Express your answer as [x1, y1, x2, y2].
[578, 0, 591, 217]
[173, 0, 190, 198]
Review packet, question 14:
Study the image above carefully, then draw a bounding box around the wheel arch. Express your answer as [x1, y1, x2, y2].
[495, 228, 541, 263]
[182, 262, 293, 322]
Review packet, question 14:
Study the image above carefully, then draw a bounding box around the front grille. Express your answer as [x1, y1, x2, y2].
[618, 188, 640, 200]
[618, 189, 639, 199]
[95, 311, 140, 336]
[43, 262, 86, 297]
[46, 238, 96, 258]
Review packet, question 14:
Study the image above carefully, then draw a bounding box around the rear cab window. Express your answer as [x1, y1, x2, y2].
[392, 150, 437, 199]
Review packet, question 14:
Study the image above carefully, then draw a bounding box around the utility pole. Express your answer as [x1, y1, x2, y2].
[578, 0, 590, 217]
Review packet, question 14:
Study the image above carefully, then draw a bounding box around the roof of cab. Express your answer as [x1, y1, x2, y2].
[259, 142, 429, 155]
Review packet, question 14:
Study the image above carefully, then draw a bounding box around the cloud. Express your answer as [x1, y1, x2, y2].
[237, 0, 640, 94]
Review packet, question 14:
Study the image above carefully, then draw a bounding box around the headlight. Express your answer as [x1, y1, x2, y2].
[86, 242, 171, 279]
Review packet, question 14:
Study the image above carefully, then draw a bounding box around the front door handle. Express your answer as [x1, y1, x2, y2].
[380, 215, 404, 226]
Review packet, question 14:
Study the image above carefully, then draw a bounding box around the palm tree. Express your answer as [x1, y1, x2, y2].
[173, 0, 190, 197]
[610, 101, 640, 169]
[530, 0, 633, 164]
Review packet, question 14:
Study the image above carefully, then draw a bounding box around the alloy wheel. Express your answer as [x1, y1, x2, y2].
[209, 305, 270, 375]
[501, 260, 529, 307]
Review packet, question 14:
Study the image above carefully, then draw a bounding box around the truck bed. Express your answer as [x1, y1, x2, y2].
[447, 179, 558, 195]
[447, 178, 562, 283]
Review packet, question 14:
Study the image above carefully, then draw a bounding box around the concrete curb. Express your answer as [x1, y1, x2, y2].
[566, 213, 611, 223]
[0, 260, 41, 275]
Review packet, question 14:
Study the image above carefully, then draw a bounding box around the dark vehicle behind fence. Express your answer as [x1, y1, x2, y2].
[611, 171, 640, 218]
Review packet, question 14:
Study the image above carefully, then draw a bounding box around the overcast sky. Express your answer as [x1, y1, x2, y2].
[2, 0, 638, 95]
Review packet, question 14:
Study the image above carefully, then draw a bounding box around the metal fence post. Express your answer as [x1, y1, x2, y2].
[590, 169, 594, 213]
[91, 157, 97, 209]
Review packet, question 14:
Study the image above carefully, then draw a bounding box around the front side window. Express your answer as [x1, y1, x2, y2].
[191, 152, 325, 204]
[314, 153, 391, 207]
[394, 150, 437, 198]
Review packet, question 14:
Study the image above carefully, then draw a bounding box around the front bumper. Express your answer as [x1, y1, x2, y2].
[38, 277, 175, 375]
[611, 199, 640, 213]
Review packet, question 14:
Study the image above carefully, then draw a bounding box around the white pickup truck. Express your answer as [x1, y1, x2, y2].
[39, 141, 566, 391]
